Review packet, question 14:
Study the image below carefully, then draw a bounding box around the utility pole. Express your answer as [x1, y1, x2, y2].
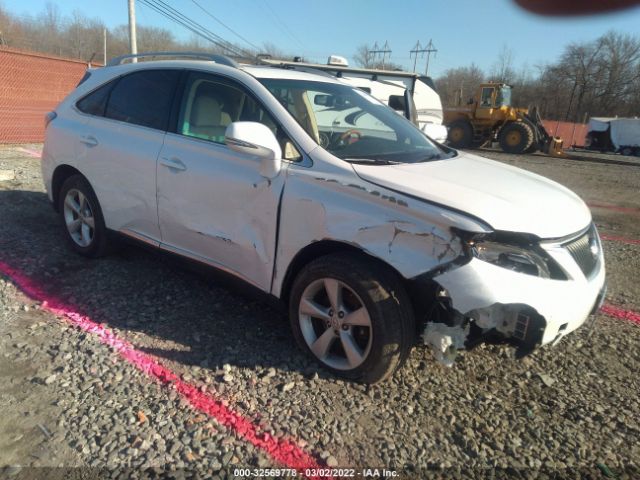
[127, 0, 138, 62]
[370, 41, 391, 70]
[423, 38, 437, 76]
[410, 40, 427, 73]
[103, 28, 107, 66]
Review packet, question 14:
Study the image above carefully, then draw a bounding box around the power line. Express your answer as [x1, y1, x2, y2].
[260, 0, 305, 49]
[190, 0, 260, 51]
[423, 38, 437, 76]
[409, 40, 424, 73]
[138, 0, 249, 57]
[138, 0, 231, 53]
[153, 0, 248, 55]
[369, 41, 391, 69]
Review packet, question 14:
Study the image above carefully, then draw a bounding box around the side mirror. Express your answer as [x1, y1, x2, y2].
[225, 122, 283, 179]
[388, 95, 406, 111]
[314, 94, 333, 107]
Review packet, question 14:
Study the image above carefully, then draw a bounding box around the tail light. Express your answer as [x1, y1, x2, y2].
[44, 111, 57, 129]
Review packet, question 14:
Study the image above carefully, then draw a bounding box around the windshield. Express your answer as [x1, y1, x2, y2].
[496, 86, 512, 107]
[260, 78, 451, 163]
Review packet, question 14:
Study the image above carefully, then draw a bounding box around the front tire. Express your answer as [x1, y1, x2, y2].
[288, 253, 415, 384]
[498, 121, 534, 154]
[58, 175, 109, 258]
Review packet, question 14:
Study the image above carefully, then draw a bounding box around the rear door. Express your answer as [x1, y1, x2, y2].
[77, 69, 180, 243]
[157, 71, 296, 291]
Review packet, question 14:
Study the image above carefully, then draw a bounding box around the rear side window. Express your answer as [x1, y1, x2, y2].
[76, 81, 114, 116]
[105, 70, 180, 130]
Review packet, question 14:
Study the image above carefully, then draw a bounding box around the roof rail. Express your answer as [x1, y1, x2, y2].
[106, 51, 239, 68]
[259, 58, 420, 79]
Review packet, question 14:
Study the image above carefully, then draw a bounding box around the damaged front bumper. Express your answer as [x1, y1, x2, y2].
[422, 235, 606, 363]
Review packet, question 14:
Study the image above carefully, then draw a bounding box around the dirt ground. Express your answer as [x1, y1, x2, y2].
[0, 144, 639, 479]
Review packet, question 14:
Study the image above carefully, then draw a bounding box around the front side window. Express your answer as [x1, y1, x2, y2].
[178, 72, 301, 160]
[495, 86, 512, 107]
[260, 79, 449, 163]
[105, 70, 180, 130]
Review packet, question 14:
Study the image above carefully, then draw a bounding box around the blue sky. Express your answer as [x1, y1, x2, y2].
[3, 0, 640, 77]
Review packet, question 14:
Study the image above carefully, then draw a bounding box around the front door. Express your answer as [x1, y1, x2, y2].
[475, 86, 495, 120]
[157, 72, 293, 290]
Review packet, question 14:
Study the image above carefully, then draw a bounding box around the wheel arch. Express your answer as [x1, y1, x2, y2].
[279, 240, 410, 305]
[51, 164, 85, 212]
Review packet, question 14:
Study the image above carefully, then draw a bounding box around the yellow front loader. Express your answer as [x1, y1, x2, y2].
[443, 83, 565, 157]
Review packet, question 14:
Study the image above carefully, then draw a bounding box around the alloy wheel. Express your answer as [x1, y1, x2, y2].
[298, 278, 373, 370]
[63, 189, 95, 247]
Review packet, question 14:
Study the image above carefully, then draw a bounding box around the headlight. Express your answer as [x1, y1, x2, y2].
[471, 241, 551, 278]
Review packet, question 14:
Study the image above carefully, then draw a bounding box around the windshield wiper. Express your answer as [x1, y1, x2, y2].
[343, 157, 402, 165]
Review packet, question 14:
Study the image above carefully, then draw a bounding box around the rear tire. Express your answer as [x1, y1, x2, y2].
[288, 253, 415, 384]
[498, 122, 534, 154]
[621, 146, 633, 156]
[58, 175, 110, 258]
[447, 120, 473, 149]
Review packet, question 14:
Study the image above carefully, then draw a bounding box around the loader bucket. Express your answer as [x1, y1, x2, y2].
[543, 136, 567, 158]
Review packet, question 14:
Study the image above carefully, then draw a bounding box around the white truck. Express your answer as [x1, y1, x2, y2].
[259, 56, 448, 143]
[586, 117, 640, 156]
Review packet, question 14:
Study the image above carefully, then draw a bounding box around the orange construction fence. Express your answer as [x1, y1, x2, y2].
[542, 120, 589, 148]
[0, 47, 93, 144]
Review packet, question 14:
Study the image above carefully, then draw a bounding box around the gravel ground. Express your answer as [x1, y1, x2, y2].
[0, 144, 639, 479]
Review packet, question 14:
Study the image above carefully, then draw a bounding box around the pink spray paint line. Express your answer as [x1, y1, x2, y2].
[17, 147, 42, 158]
[588, 202, 640, 215]
[600, 234, 640, 246]
[0, 260, 330, 479]
[601, 304, 640, 326]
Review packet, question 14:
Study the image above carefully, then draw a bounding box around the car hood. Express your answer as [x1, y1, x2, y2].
[351, 151, 591, 239]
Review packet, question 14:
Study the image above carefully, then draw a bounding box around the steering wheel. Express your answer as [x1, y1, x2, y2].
[338, 129, 362, 146]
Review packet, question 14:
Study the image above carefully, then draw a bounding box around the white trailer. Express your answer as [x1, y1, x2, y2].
[259, 57, 448, 143]
[586, 117, 640, 156]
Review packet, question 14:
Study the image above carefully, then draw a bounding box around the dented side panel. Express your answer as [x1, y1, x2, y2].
[157, 133, 287, 290]
[271, 148, 490, 298]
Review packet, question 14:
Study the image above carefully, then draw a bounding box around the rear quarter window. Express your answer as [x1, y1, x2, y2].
[76, 81, 114, 117]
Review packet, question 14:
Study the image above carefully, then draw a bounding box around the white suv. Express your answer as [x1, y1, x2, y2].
[42, 52, 606, 383]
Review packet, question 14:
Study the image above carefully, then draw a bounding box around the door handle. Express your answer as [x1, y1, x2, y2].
[80, 135, 98, 147]
[160, 157, 187, 171]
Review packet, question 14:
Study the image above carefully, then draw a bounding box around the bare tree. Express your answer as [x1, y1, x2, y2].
[0, 1, 252, 62]
[435, 64, 485, 107]
[353, 43, 401, 70]
[353, 44, 374, 68]
[490, 45, 516, 83]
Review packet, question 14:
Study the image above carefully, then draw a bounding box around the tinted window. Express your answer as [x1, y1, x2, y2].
[105, 70, 180, 130]
[76, 81, 114, 116]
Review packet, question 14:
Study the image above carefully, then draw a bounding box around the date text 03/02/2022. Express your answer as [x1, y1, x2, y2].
[232, 468, 399, 477]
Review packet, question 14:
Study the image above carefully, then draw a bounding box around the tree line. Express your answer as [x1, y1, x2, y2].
[0, 2, 277, 64]
[2, 3, 639, 122]
[434, 35, 640, 122]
